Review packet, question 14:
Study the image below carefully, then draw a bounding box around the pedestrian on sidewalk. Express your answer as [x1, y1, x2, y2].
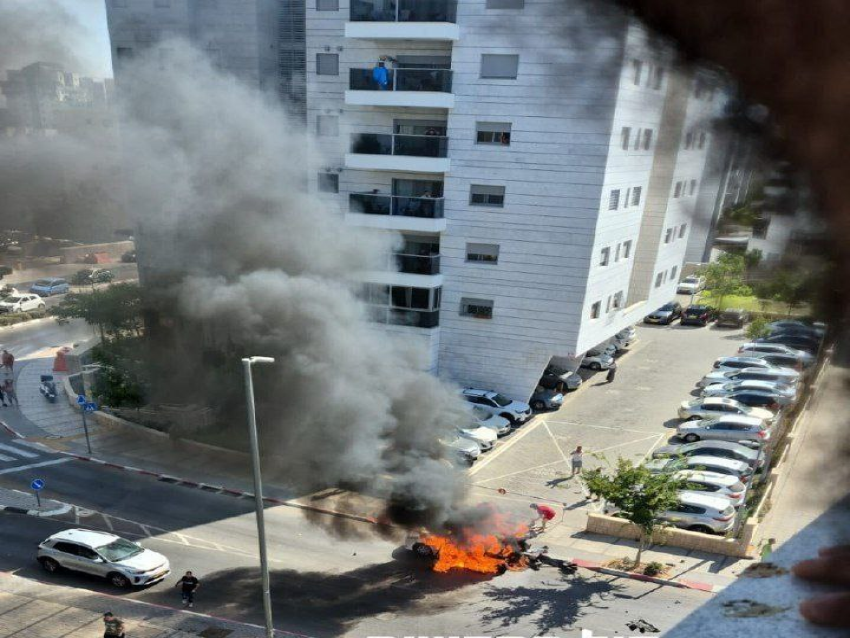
[760, 537, 776, 562]
[2, 349, 14, 371]
[529, 503, 557, 532]
[102, 612, 125, 638]
[605, 361, 617, 383]
[570, 445, 584, 476]
[3, 379, 17, 407]
[175, 570, 200, 608]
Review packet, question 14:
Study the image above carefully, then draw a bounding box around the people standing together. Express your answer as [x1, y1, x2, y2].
[0, 348, 15, 408]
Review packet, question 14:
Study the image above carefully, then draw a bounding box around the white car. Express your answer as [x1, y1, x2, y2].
[611, 326, 637, 351]
[676, 275, 705, 295]
[0, 293, 45, 314]
[676, 415, 770, 445]
[37, 529, 170, 588]
[737, 342, 815, 366]
[712, 356, 776, 373]
[676, 470, 747, 508]
[441, 435, 481, 463]
[609, 492, 736, 535]
[645, 454, 753, 481]
[580, 346, 615, 370]
[461, 388, 532, 425]
[699, 366, 800, 389]
[457, 424, 497, 451]
[678, 397, 775, 424]
[701, 379, 796, 404]
[470, 406, 511, 436]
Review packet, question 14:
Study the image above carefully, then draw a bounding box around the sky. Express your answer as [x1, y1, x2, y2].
[58, 0, 113, 78]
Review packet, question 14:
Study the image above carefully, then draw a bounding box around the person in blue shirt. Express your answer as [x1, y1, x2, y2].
[372, 61, 389, 90]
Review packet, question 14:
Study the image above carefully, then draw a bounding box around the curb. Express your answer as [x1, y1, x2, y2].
[570, 558, 725, 592]
[0, 419, 380, 527]
[0, 488, 73, 518]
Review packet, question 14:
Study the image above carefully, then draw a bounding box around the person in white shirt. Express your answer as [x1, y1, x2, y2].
[571, 445, 584, 476]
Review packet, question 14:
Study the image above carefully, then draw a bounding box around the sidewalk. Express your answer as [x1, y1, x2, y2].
[0, 570, 279, 638]
[0, 486, 70, 516]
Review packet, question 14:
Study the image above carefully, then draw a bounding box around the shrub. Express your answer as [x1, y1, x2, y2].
[643, 561, 665, 577]
[746, 316, 770, 340]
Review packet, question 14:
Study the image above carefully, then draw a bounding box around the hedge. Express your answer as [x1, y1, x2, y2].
[0, 308, 48, 327]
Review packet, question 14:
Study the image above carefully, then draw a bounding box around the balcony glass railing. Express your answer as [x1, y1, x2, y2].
[350, 0, 458, 23]
[395, 253, 441, 275]
[367, 306, 440, 328]
[351, 133, 448, 158]
[349, 68, 453, 93]
[350, 193, 445, 219]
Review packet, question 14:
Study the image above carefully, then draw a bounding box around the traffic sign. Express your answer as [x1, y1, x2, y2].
[76, 394, 86, 405]
[31, 479, 44, 491]
[83, 402, 97, 413]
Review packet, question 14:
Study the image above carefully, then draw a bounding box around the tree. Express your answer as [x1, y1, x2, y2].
[52, 282, 143, 342]
[584, 458, 689, 567]
[702, 253, 750, 310]
[746, 316, 770, 340]
[769, 269, 810, 317]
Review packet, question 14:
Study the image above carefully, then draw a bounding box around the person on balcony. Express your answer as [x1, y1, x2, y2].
[372, 61, 389, 90]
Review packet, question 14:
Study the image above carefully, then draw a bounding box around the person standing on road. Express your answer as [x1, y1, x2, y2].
[175, 571, 200, 608]
[570, 445, 584, 476]
[2, 349, 13, 371]
[605, 361, 617, 383]
[3, 379, 17, 407]
[102, 612, 125, 638]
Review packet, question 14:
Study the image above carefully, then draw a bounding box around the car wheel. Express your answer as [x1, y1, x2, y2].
[108, 572, 131, 588]
[683, 433, 700, 443]
[590, 362, 601, 370]
[501, 413, 519, 425]
[687, 525, 714, 535]
[412, 543, 435, 559]
[39, 557, 60, 573]
[531, 400, 546, 411]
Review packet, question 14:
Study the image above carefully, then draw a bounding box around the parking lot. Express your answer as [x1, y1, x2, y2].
[466, 320, 752, 528]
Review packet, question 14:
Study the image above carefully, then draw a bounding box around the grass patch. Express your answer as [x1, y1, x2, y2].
[697, 292, 810, 315]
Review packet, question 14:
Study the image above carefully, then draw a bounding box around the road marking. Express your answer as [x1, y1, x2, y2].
[543, 421, 572, 465]
[0, 443, 39, 458]
[0, 458, 70, 475]
[542, 420, 655, 435]
[0, 453, 16, 462]
[468, 417, 549, 476]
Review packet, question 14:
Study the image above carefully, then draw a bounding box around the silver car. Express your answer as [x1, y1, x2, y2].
[701, 379, 796, 405]
[645, 454, 754, 481]
[712, 356, 780, 373]
[580, 347, 615, 370]
[442, 435, 481, 463]
[737, 342, 815, 366]
[676, 470, 747, 508]
[662, 492, 737, 534]
[676, 415, 770, 445]
[652, 440, 764, 469]
[470, 406, 511, 436]
[678, 397, 775, 424]
[700, 366, 800, 389]
[37, 529, 170, 588]
[530, 386, 564, 411]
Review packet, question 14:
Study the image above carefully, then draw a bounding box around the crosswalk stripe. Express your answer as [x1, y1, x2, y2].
[0, 443, 38, 458]
[0, 458, 70, 475]
[0, 453, 15, 462]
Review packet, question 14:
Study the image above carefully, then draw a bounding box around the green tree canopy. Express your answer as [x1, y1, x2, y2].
[52, 282, 143, 341]
[701, 253, 751, 310]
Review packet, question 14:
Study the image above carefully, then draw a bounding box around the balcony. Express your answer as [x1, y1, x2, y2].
[346, 133, 449, 173]
[346, 68, 454, 109]
[395, 252, 440, 275]
[367, 306, 440, 328]
[347, 192, 446, 232]
[347, 0, 459, 41]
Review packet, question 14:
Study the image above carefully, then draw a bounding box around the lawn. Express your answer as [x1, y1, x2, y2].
[696, 292, 810, 316]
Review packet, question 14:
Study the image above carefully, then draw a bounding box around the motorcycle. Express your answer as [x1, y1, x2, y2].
[39, 374, 57, 403]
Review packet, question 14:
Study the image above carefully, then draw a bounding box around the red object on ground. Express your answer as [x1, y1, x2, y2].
[53, 347, 72, 372]
[536, 504, 557, 520]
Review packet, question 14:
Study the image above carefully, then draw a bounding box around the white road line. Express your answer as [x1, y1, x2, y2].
[474, 459, 565, 484]
[591, 433, 667, 456]
[0, 457, 70, 475]
[468, 417, 549, 476]
[542, 420, 655, 435]
[8, 439, 51, 452]
[101, 513, 114, 531]
[0, 453, 16, 462]
[0, 443, 38, 458]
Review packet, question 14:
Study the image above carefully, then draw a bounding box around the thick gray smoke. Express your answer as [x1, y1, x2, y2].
[112, 42, 471, 532]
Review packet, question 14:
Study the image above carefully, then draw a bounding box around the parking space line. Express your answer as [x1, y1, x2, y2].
[543, 421, 572, 465]
[468, 417, 550, 476]
[474, 459, 565, 484]
[590, 433, 665, 456]
[0, 458, 70, 475]
[542, 420, 655, 435]
[0, 443, 38, 458]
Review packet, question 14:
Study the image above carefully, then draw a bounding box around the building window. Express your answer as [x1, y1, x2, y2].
[684, 133, 693, 149]
[470, 184, 505, 207]
[664, 228, 673, 243]
[623, 188, 631, 208]
[316, 53, 339, 76]
[643, 129, 653, 150]
[605, 296, 612, 312]
[670, 265, 678, 281]
[698, 132, 707, 149]
[317, 173, 338, 193]
[612, 291, 623, 309]
[679, 223, 687, 238]
[476, 122, 511, 145]
[600, 247, 611, 267]
[632, 59, 643, 85]
[466, 243, 500, 264]
[486, 0, 524, 7]
[673, 181, 682, 198]
[631, 187, 642, 206]
[655, 272, 664, 288]
[316, 0, 339, 9]
[115, 46, 133, 60]
[317, 115, 338, 137]
[461, 298, 494, 319]
[633, 128, 642, 150]
[623, 240, 633, 258]
[690, 179, 697, 195]
[621, 127, 631, 150]
[481, 54, 519, 79]
[653, 66, 664, 89]
[608, 189, 620, 211]
[615, 243, 621, 261]
[590, 301, 601, 319]
[154, 0, 170, 7]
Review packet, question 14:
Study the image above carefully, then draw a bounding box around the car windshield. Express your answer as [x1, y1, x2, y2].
[33, 279, 51, 286]
[5, 297, 22, 303]
[683, 277, 698, 283]
[96, 538, 143, 562]
[491, 394, 512, 407]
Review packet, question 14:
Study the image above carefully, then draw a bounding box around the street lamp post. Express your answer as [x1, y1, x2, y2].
[242, 356, 276, 638]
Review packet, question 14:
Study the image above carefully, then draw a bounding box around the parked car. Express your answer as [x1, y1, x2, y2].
[121, 250, 137, 263]
[652, 440, 764, 469]
[681, 305, 717, 326]
[461, 388, 532, 425]
[676, 415, 770, 445]
[37, 528, 170, 587]
[676, 470, 747, 508]
[441, 435, 481, 464]
[676, 275, 705, 295]
[29, 278, 70, 296]
[712, 356, 775, 373]
[580, 349, 615, 370]
[767, 324, 823, 340]
[716, 308, 750, 328]
[539, 364, 582, 391]
[767, 320, 824, 338]
[713, 389, 789, 410]
[678, 397, 775, 424]
[610, 492, 736, 535]
[644, 301, 683, 325]
[699, 366, 800, 389]
[737, 342, 815, 366]
[701, 379, 796, 405]
[457, 424, 497, 451]
[0, 293, 45, 314]
[71, 268, 115, 286]
[611, 326, 637, 350]
[470, 406, 511, 436]
[530, 386, 564, 411]
[756, 333, 820, 354]
[760, 352, 811, 370]
[645, 454, 754, 481]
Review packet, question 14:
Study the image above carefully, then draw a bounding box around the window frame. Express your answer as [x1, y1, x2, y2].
[486, 0, 525, 8]
[475, 121, 511, 146]
[621, 126, 631, 151]
[631, 186, 642, 206]
[608, 189, 620, 211]
[679, 223, 687, 238]
[590, 301, 601, 319]
[623, 240, 633, 259]
[460, 298, 495, 319]
[600, 247, 611, 267]
[480, 54, 520, 79]
[643, 129, 652, 150]
[466, 243, 500, 264]
[316, 53, 339, 76]
[316, 0, 339, 10]
[316, 114, 339, 137]
[469, 184, 506, 207]
[632, 59, 643, 85]
[317, 172, 339, 193]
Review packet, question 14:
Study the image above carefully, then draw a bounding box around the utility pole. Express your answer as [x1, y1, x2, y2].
[242, 356, 276, 638]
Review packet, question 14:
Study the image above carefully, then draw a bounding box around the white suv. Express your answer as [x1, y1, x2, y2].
[461, 388, 532, 425]
[37, 529, 170, 588]
[0, 293, 44, 314]
[661, 492, 737, 534]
